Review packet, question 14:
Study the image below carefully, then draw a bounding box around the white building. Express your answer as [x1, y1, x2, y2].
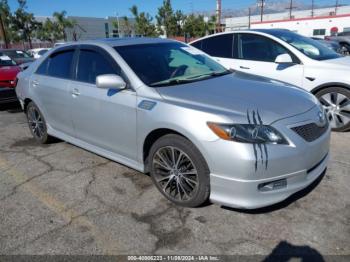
[225, 5, 350, 37]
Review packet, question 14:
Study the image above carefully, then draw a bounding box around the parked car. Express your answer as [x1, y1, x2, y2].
[0, 54, 21, 104]
[190, 29, 350, 131]
[326, 31, 350, 54]
[311, 37, 342, 54]
[0, 49, 35, 65]
[28, 48, 50, 59]
[16, 38, 330, 209]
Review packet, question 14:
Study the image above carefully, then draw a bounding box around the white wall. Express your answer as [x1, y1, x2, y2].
[251, 15, 350, 37]
[225, 5, 350, 37]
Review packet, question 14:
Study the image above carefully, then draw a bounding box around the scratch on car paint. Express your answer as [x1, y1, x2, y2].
[247, 109, 269, 172]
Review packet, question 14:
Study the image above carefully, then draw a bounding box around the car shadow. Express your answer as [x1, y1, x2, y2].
[221, 169, 326, 214]
[0, 102, 22, 113]
[263, 241, 325, 262]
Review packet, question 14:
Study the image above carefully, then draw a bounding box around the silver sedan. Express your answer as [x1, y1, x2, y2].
[15, 38, 330, 209]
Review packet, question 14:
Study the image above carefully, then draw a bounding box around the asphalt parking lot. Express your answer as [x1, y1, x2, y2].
[0, 102, 349, 258]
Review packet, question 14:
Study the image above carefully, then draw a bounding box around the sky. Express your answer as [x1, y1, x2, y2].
[7, 0, 344, 18]
[7, 0, 265, 17]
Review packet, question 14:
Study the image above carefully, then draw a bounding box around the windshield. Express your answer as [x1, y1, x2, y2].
[114, 42, 230, 87]
[269, 30, 341, 61]
[0, 54, 17, 66]
[3, 50, 31, 59]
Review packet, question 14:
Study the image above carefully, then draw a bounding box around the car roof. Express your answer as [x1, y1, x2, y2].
[62, 37, 176, 48]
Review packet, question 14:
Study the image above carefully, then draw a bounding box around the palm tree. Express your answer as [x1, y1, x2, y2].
[53, 11, 73, 41]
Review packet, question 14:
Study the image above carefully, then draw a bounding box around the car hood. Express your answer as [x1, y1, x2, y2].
[157, 72, 318, 124]
[0, 66, 21, 80]
[322, 56, 350, 68]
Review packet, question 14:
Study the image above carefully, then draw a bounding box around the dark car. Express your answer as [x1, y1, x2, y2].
[0, 49, 35, 65]
[0, 54, 21, 104]
[311, 37, 342, 54]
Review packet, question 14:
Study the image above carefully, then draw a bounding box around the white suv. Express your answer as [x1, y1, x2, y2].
[190, 29, 350, 131]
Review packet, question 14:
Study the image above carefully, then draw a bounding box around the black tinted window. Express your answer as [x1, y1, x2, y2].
[77, 49, 118, 84]
[191, 40, 202, 50]
[36, 58, 49, 75]
[47, 50, 74, 78]
[201, 34, 233, 58]
[238, 34, 292, 62]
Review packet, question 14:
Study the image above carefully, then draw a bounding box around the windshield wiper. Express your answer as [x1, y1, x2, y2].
[186, 70, 232, 80]
[149, 78, 195, 87]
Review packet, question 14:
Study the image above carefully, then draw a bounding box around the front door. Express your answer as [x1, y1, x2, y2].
[229, 33, 305, 87]
[70, 46, 137, 160]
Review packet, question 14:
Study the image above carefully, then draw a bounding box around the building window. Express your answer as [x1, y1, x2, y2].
[313, 29, 326, 36]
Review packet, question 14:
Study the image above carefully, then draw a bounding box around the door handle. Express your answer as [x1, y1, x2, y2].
[72, 88, 80, 96]
[239, 66, 250, 70]
[32, 80, 39, 87]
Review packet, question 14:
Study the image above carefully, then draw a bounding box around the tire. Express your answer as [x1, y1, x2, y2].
[26, 102, 52, 144]
[149, 134, 210, 207]
[340, 43, 350, 55]
[315, 87, 350, 132]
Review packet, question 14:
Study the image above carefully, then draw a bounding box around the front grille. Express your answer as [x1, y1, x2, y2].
[291, 122, 328, 142]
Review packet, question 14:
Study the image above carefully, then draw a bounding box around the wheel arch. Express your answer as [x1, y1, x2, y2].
[310, 82, 350, 95]
[23, 98, 33, 113]
[143, 128, 188, 172]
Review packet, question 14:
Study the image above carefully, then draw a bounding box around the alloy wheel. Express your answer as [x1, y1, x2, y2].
[152, 146, 199, 202]
[319, 92, 350, 129]
[27, 106, 45, 139]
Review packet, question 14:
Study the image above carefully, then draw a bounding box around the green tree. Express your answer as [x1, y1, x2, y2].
[183, 14, 207, 38]
[12, 0, 40, 48]
[53, 10, 74, 41]
[0, 0, 12, 48]
[156, 0, 176, 37]
[130, 5, 157, 37]
[36, 18, 61, 43]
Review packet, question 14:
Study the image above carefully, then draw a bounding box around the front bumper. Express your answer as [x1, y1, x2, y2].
[0, 88, 18, 104]
[201, 106, 331, 209]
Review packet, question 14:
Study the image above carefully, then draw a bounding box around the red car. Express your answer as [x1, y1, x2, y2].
[0, 54, 21, 104]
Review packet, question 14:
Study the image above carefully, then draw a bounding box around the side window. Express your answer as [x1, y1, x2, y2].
[202, 34, 233, 58]
[237, 34, 295, 63]
[77, 49, 119, 84]
[191, 40, 202, 50]
[47, 50, 74, 79]
[36, 58, 49, 75]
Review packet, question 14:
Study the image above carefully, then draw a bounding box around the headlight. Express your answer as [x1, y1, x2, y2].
[207, 122, 288, 144]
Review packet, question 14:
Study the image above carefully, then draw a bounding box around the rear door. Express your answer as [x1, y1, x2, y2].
[69, 45, 137, 160]
[231, 33, 304, 87]
[30, 48, 76, 136]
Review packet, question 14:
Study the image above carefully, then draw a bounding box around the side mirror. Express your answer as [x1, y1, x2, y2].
[96, 74, 126, 90]
[275, 53, 293, 64]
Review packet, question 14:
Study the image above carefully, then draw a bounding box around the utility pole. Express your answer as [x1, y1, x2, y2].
[216, 0, 222, 33]
[0, 12, 9, 49]
[248, 8, 251, 29]
[257, 0, 265, 22]
[335, 0, 339, 15]
[286, 0, 297, 20]
[311, 0, 314, 17]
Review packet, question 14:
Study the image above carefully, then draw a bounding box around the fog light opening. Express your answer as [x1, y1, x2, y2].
[258, 179, 287, 192]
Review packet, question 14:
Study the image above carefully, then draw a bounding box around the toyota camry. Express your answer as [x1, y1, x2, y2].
[15, 38, 330, 209]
